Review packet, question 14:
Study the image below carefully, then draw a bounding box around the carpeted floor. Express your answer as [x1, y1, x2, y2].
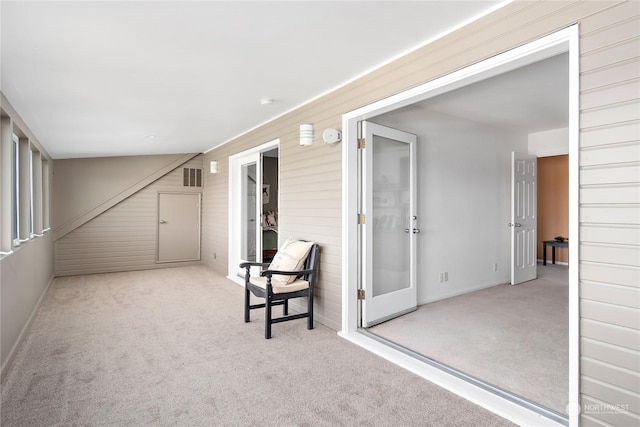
[1, 265, 514, 426]
[370, 265, 569, 414]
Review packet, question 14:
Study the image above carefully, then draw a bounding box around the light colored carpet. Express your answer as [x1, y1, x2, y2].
[1, 265, 514, 426]
[370, 265, 569, 414]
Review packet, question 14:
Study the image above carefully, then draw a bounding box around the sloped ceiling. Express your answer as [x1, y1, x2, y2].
[0, 1, 503, 159]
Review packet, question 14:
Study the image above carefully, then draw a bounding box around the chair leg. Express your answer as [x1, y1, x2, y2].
[283, 299, 289, 315]
[307, 292, 314, 330]
[265, 295, 272, 339]
[244, 285, 250, 323]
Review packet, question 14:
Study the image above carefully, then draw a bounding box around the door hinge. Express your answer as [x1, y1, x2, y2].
[357, 213, 366, 224]
[358, 138, 366, 149]
[357, 289, 365, 300]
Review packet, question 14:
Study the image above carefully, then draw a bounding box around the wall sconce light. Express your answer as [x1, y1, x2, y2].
[322, 128, 342, 145]
[299, 124, 314, 146]
[210, 160, 218, 174]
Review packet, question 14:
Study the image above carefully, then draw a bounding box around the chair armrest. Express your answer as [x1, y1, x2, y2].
[239, 261, 270, 269]
[261, 268, 314, 277]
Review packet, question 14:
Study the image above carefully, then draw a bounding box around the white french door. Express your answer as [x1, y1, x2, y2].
[228, 139, 279, 281]
[230, 151, 263, 278]
[361, 121, 418, 327]
[510, 152, 537, 285]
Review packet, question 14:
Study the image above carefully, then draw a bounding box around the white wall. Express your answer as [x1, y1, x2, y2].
[374, 108, 527, 304]
[528, 127, 568, 157]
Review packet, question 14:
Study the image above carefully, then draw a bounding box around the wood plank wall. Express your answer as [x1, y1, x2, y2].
[201, 1, 639, 424]
[55, 156, 203, 276]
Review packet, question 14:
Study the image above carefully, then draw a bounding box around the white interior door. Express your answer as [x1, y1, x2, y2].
[511, 152, 537, 284]
[157, 192, 201, 262]
[361, 121, 417, 327]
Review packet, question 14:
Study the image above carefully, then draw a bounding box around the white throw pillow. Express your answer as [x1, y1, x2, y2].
[268, 239, 314, 285]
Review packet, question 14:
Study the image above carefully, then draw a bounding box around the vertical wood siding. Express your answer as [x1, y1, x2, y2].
[55, 156, 203, 276]
[201, 1, 639, 422]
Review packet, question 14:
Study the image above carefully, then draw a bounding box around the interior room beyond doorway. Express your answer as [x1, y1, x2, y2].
[369, 264, 569, 413]
[360, 51, 570, 420]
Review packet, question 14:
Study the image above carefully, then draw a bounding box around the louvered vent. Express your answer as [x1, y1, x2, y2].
[183, 168, 202, 187]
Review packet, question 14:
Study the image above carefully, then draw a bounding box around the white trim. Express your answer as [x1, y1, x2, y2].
[567, 24, 580, 427]
[342, 25, 579, 427]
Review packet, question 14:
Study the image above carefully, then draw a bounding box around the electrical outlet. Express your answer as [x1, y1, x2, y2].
[444, 272, 449, 282]
[493, 263, 497, 271]
[214, 253, 217, 259]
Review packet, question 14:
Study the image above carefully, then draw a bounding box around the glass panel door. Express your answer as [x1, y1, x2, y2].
[362, 121, 417, 327]
[230, 151, 262, 278]
[371, 135, 411, 296]
[241, 162, 258, 263]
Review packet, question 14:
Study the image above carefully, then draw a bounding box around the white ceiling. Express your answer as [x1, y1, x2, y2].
[1, 1, 503, 159]
[388, 52, 569, 133]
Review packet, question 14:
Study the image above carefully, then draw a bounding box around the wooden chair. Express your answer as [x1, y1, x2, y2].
[240, 241, 319, 339]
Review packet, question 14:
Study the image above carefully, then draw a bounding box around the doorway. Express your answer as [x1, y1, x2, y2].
[228, 140, 279, 281]
[341, 26, 578, 426]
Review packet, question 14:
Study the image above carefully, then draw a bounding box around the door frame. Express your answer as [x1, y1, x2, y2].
[227, 139, 279, 284]
[340, 26, 579, 427]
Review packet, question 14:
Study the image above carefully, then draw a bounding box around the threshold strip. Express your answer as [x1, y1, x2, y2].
[359, 328, 568, 427]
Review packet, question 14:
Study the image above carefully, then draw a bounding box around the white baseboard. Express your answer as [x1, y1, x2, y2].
[1, 274, 55, 382]
[418, 280, 506, 306]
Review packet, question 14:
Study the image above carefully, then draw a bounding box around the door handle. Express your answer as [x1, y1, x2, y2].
[413, 228, 420, 234]
[159, 220, 167, 224]
[405, 228, 410, 233]
[508, 223, 521, 227]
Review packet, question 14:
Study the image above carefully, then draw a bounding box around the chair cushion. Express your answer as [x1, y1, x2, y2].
[249, 276, 310, 294]
[268, 239, 314, 285]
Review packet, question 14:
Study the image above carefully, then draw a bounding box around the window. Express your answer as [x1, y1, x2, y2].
[1, 116, 50, 254]
[12, 134, 19, 242]
[30, 148, 43, 235]
[42, 159, 50, 230]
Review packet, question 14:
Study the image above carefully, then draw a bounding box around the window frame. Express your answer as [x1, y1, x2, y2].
[11, 134, 19, 244]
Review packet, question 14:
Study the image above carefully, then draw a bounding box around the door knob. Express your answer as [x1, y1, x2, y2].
[159, 220, 167, 224]
[405, 228, 410, 233]
[413, 228, 420, 234]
